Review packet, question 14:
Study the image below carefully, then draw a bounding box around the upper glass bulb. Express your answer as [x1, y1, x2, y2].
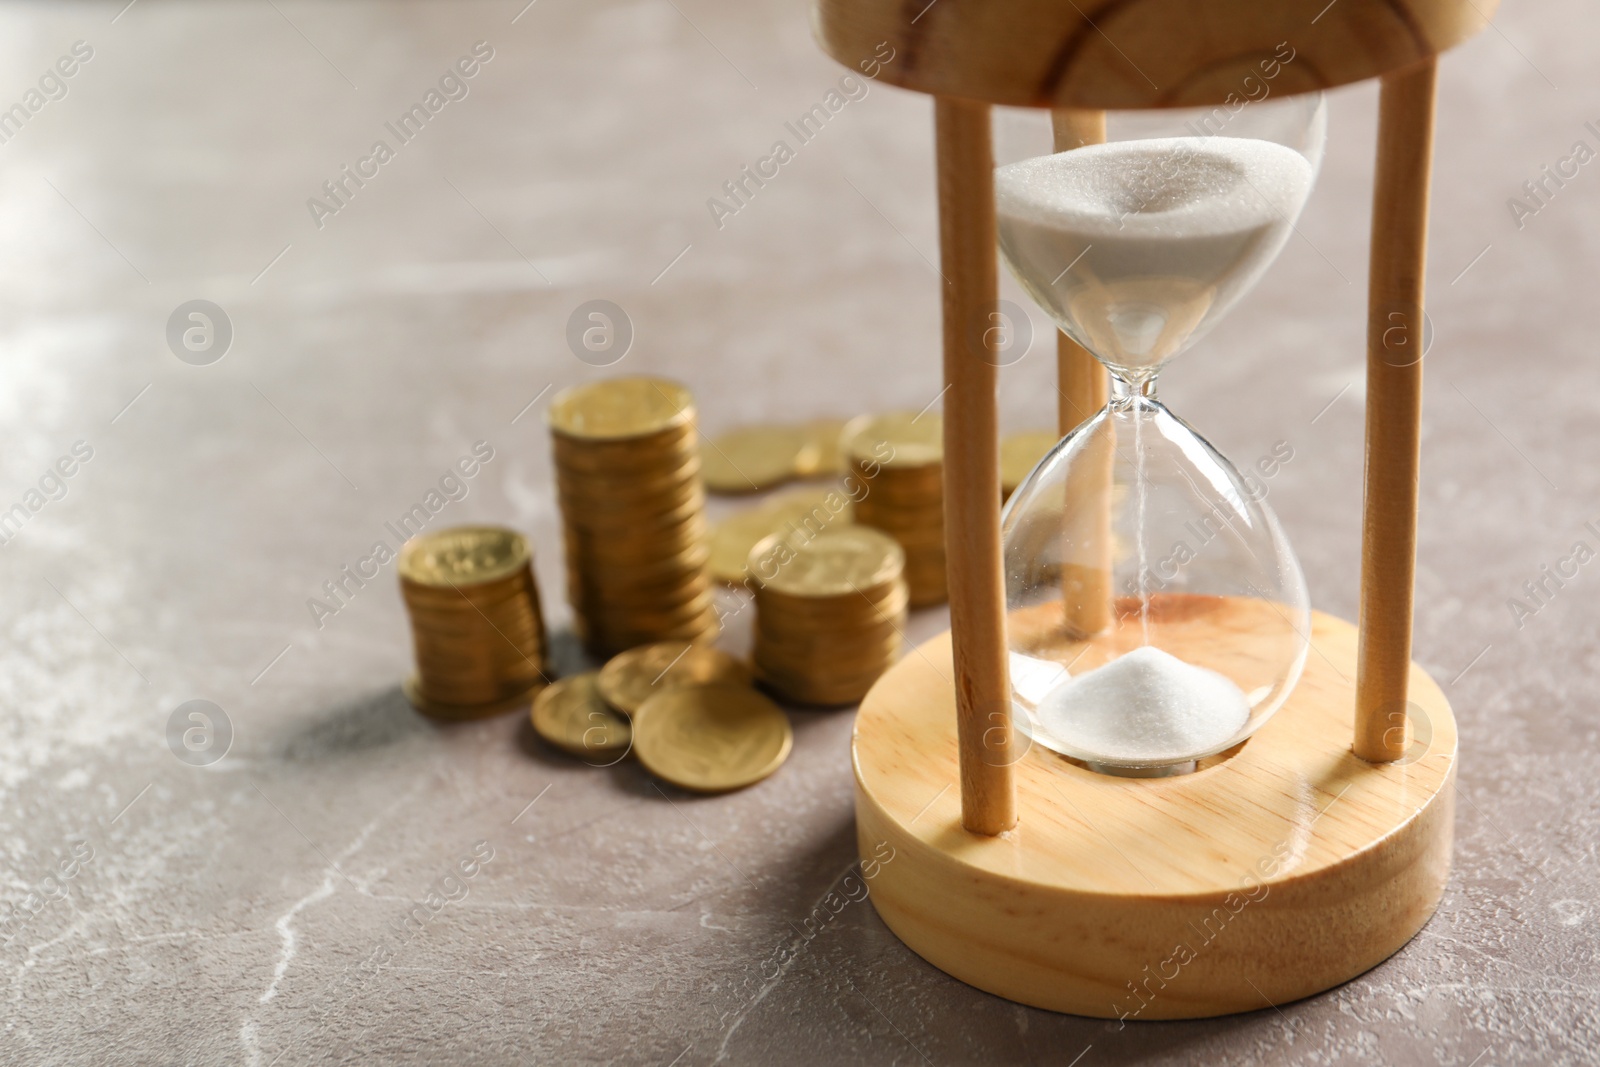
[997, 94, 1326, 382]
[996, 94, 1325, 774]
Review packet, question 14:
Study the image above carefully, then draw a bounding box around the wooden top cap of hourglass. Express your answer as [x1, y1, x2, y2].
[813, 0, 1496, 108]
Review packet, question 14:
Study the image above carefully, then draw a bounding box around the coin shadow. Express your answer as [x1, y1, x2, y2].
[512, 698, 661, 794]
[546, 627, 601, 678]
[276, 684, 433, 764]
[514, 705, 579, 768]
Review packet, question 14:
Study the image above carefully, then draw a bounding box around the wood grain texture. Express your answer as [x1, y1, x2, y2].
[1355, 57, 1436, 762]
[1050, 108, 1113, 637]
[934, 97, 1015, 835]
[853, 602, 1455, 1017]
[815, 0, 1496, 108]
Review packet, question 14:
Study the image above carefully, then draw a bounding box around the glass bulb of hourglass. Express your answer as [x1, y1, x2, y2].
[996, 94, 1324, 773]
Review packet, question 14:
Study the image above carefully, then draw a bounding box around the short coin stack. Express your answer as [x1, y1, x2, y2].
[843, 412, 947, 607]
[399, 526, 548, 719]
[747, 526, 908, 705]
[547, 378, 715, 657]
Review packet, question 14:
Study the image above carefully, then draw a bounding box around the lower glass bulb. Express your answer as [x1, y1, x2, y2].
[1001, 392, 1310, 773]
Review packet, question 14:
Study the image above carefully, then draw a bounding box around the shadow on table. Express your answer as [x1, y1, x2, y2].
[276, 684, 432, 764]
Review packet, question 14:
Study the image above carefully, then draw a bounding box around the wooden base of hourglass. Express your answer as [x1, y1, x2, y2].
[850, 600, 1455, 1019]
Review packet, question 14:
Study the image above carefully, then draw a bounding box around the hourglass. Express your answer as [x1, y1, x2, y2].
[814, 0, 1496, 1019]
[999, 95, 1325, 775]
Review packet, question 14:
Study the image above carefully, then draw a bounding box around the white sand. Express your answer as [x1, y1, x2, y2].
[1035, 646, 1250, 764]
[995, 136, 1313, 241]
[994, 136, 1314, 372]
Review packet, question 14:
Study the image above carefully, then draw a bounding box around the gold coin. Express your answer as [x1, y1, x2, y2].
[579, 616, 717, 658]
[755, 582, 907, 625]
[748, 526, 904, 598]
[554, 463, 700, 499]
[547, 377, 694, 441]
[398, 526, 530, 588]
[597, 641, 749, 715]
[1001, 431, 1059, 498]
[851, 469, 944, 505]
[633, 683, 792, 793]
[550, 440, 697, 478]
[550, 419, 694, 456]
[751, 672, 880, 708]
[796, 418, 849, 477]
[403, 673, 544, 721]
[841, 412, 942, 469]
[753, 647, 901, 680]
[562, 527, 708, 570]
[707, 487, 851, 584]
[755, 614, 907, 650]
[581, 594, 717, 632]
[701, 426, 816, 494]
[854, 511, 943, 538]
[564, 550, 710, 592]
[531, 673, 632, 759]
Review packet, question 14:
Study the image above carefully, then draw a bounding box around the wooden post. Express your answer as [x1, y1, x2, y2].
[935, 96, 1015, 835]
[1355, 58, 1437, 762]
[1050, 108, 1113, 638]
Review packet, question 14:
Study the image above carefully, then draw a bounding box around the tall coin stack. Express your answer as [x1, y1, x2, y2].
[747, 526, 908, 706]
[548, 377, 716, 656]
[842, 412, 947, 607]
[399, 526, 549, 719]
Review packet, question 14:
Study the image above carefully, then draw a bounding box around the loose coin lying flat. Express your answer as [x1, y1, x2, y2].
[596, 642, 750, 715]
[701, 425, 816, 494]
[633, 683, 793, 793]
[707, 487, 849, 585]
[531, 673, 632, 759]
[797, 418, 849, 477]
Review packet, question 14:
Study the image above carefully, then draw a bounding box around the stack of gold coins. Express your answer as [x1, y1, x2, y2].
[747, 526, 908, 706]
[547, 378, 716, 656]
[398, 526, 548, 719]
[842, 412, 947, 607]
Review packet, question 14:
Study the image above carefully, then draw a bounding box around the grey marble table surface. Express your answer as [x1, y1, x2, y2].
[0, 1, 1593, 1064]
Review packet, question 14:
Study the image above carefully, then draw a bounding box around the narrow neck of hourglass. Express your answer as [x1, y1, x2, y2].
[1109, 372, 1159, 408]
